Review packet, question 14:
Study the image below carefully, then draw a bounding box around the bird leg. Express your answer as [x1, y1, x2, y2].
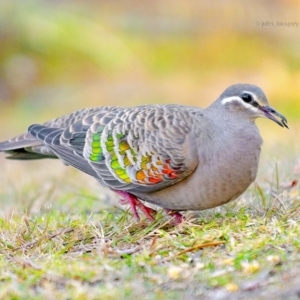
[113, 190, 156, 221]
[165, 209, 184, 225]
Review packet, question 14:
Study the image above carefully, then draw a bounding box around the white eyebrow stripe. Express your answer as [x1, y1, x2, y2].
[221, 96, 259, 113]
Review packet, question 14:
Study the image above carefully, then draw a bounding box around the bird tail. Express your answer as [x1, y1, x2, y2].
[0, 132, 58, 160]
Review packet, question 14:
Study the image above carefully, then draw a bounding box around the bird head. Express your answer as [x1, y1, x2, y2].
[219, 84, 288, 128]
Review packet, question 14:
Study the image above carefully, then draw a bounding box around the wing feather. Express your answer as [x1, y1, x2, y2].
[1, 105, 201, 194]
[28, 124, 98, 177]
[83, 105, 199, 193]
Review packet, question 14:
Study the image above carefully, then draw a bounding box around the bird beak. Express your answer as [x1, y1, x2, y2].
[259, 106, 289, 128]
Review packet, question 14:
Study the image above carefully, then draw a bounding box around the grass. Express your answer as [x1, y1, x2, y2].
[0, 154, 300, 299]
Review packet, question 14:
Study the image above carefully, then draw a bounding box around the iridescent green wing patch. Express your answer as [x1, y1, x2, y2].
[89, 125, 105, 162]
[106, 132, 133, 183]
[85, 106, 190, 188]
[101, 130, 184, 185]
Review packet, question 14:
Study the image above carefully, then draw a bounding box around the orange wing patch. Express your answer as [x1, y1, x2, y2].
[135, 156, 181, 184]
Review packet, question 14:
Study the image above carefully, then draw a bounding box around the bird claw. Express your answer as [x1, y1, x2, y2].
[113, 190, 183, 224]
[165, 209, 184, 225]
[114, 190, 156, 221]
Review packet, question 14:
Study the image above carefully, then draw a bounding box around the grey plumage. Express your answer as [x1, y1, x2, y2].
[0, 84, 288, 219]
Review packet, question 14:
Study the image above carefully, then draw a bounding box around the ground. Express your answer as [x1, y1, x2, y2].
[0, 132, 300, 300]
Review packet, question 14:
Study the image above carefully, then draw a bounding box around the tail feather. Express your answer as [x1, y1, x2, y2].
[0, 132, 58, 160]
[0, 133, 41, 151]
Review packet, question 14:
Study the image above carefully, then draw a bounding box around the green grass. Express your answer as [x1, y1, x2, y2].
[0, 161, 300, 299]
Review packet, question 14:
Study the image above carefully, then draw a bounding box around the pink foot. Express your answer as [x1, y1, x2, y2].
[165, 209, 184, 225]
[113, 190, 156, 221]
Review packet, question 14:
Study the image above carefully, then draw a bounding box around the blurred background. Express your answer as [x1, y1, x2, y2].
[0, 0, 299, 211]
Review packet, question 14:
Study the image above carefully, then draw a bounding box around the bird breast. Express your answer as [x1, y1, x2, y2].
[135, 123, 263, 211]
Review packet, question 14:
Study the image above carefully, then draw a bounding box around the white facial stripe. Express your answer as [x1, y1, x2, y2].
[221, 96, 259, 113]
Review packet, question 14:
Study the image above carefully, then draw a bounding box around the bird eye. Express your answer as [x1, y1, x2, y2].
[241, 93, 252, 103]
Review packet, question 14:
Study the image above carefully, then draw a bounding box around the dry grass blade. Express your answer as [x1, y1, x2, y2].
[175, 241, 226, 257]
[12, 227, 74, 252]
